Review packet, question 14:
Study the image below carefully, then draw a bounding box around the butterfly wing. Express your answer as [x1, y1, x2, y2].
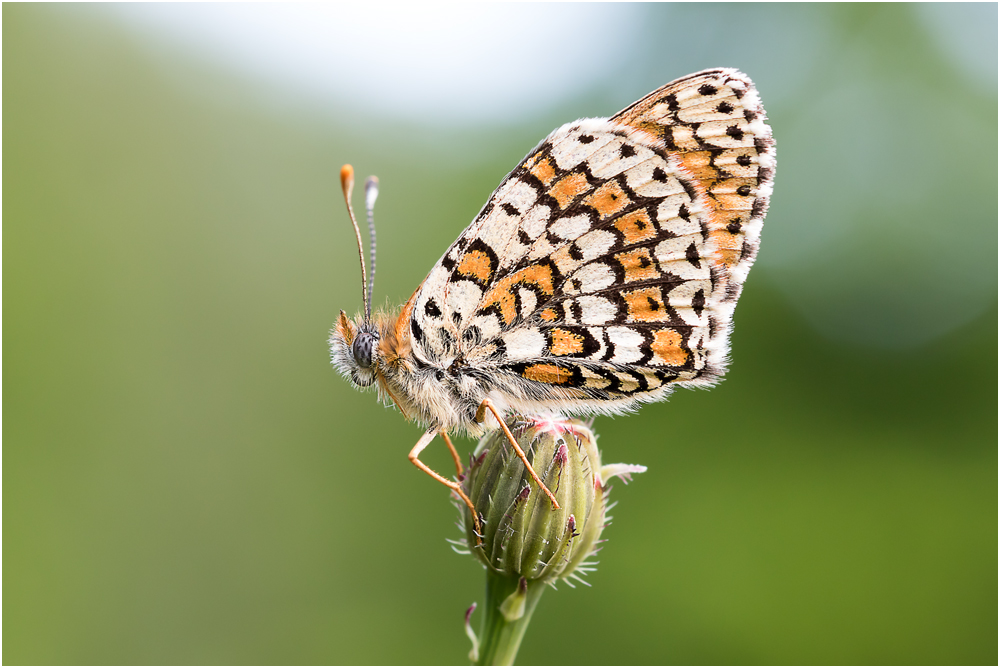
[408, 68, 774, 418]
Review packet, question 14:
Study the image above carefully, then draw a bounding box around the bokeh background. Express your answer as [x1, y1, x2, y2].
[4, 3, 996, 665]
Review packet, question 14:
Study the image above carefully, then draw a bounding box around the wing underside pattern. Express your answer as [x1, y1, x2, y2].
[409, 68, 774, 414]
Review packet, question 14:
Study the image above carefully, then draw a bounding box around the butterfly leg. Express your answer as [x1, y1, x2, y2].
[408, 428, 482, 544]
[474, 399, 561, 509]
[441, 432, 463, 476]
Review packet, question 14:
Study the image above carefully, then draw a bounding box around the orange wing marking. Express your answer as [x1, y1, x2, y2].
[480, 264, 556, 325]
[548, 172, 591, 209]
[650, 329, 689, 366]
[522, 363, 573, 385]
[456, 249, 495, 282]
[623, 286, 669, 322]
[550, 328, 585, 356]
[527, 154, 558, 186]
[615, 247, 659, 283]
[613, 209, 656, 245]
[582, 180, 630, 219]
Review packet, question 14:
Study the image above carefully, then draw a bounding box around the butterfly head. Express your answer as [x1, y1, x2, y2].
[330, 164, 383, 389]
[330, 311, 381, 388]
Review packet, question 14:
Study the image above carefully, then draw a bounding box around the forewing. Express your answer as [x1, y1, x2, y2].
[409, 69, 774, 414]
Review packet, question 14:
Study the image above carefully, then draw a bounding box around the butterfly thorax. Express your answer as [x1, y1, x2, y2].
[330, 297, 503, 436]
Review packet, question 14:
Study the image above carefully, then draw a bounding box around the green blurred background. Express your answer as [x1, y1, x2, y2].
[4, 3, 996, 665]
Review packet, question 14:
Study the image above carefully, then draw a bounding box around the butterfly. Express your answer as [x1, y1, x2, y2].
[330, 68, 775, 537]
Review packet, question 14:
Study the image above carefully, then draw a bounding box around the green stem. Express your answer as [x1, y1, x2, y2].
[475, 570, 546, 666]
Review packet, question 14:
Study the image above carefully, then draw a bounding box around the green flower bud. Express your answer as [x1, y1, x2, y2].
[457, 416, 646, 665]
[460, 416, 645, 585]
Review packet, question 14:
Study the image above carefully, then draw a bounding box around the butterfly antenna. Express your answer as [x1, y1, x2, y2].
[364, 176, 379, 322]
[339, 164, 370, 322]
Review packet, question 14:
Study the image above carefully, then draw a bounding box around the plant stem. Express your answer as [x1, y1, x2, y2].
[475, 570, 546, 666]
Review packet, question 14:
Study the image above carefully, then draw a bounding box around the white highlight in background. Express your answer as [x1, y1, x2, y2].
[110, 3, 643, 126]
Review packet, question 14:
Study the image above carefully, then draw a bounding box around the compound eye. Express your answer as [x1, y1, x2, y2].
[352, 332, 376, 369]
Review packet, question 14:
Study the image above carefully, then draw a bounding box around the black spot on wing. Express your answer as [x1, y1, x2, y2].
[692, 289, 706, 317]
[502, 202, 521, 216]
[679, 175, 699, 203]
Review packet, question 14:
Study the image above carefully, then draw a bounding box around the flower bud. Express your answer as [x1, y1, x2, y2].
[460, 416, 645, 585]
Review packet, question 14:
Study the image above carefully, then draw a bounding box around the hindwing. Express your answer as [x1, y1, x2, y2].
[408, 68, 774, 415]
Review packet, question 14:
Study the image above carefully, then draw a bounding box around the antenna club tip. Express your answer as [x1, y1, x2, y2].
[365, 175, 380, 209]
[340, 164, 355, 192]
